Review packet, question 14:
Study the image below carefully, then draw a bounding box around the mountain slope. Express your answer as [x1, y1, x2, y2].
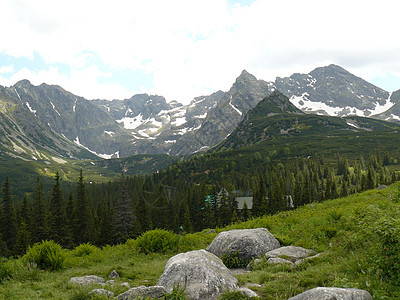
[213, 90, 400, 152]
[169, 70, 275, 154]
[275, 64, 393, 117]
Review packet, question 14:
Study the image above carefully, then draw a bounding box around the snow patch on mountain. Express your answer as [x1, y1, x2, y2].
[104, 131, 114, 137]
[172, 117, 187, 126]
[50, 101, 61, 116]
[229, 95, 242, 115]
[74, 136, 116, 159]
[117, 113, 146, 130]
[290, 93, 369, 117]
[369, 92, 395, 116]
[25, 102, 37, 115]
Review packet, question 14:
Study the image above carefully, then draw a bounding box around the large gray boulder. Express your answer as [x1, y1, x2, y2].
[116, 285, 166, 299]
[288, 287, 373, 300]
[158, 249, 239, 300]
[68, 275, 105, 286]
[206, 228, 280, 261]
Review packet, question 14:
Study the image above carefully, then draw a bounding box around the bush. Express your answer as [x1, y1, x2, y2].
[371, 217, 400, 285]
[134, 229, 179, 254]
[72, 243, 99, 257]
[23, 240, 66, 271]
[0, 259, 12, 282]
[221, 251, 249, 269]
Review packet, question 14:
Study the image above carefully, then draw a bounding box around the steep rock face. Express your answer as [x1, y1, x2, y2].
[158, 249, 239, 300]
[275, 64, 391, 117]
[170, 71, 275, 154]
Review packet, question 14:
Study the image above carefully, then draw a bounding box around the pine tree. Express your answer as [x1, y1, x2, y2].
[31, 176, 48, 243]
[113, 172, 136, 244]
[135, 184, 150, 233]
[183, 205, 193, 233]
[14, 195, 32, 256]
[74, 169, 90, 245]
[1, 177, 17, 254]
[48, 172, 70, 246]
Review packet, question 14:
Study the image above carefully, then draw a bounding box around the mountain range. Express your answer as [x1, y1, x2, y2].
[0, 64, 399, 162]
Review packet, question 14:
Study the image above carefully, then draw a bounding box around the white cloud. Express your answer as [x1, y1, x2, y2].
[0, 0, 399, 102]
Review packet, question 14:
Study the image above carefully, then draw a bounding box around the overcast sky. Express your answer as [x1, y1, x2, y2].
[0, 0, 399, 103]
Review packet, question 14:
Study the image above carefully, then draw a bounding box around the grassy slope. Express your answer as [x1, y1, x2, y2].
[1, 184, 400, 299]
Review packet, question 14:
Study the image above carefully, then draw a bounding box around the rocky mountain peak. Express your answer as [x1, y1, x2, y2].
[234, 70, 258, 86]
[14, 79, 32, 88]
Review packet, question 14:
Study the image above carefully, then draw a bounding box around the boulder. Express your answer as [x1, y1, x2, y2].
[116, 285, 166, 300]
[206, 228, 280, 261]
[89, 289, 114, 298]
[158, 249, 239, 300]
[68, 275, 105, 286]
[288, 287, 373, 300]
[265, 246, 316, 262]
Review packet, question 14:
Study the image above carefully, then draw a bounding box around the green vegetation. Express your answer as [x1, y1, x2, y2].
[0, 184, 400, 298]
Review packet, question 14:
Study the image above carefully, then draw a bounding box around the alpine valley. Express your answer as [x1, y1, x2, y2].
[1, 63, 400, 185]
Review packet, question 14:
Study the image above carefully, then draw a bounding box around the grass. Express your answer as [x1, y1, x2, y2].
[2, 184, 400, 299]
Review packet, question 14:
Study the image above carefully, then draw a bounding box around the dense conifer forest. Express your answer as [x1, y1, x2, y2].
[0, 148, 398, 258]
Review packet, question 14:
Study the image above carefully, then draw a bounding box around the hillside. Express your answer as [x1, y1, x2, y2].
[1, 184, 399, 299]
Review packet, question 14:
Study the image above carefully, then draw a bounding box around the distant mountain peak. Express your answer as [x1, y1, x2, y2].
[14, 79, 32, 88]
[236, 69, 258, 82]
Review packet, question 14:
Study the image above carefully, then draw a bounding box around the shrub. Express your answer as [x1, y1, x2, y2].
[72, 243, 99, 257]
[221, 251, 249, 269]
[0, 259, 12, 282]
[23, 240, 66, 271]
[134, 229, 178, 254]
[371, 217, 400, 285]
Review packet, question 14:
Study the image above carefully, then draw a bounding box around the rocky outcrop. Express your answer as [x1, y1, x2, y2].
[68, 275, 105, 286]
[116, 285, 166, 300]
[265, 246, 316, 262]
[158, 249, 239, 300]
[206, 228, 280, 261]
[264, 246, 319, 266]
[288, 287, 373, 300]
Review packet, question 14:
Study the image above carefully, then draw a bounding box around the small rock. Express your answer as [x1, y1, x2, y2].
[89, 289, 114, 298]
[206, 229, 215, 234]
[105, 280, 115, 285]
[267, 257, 293, 265]
[69, 275, 105, 286]
[377, 185, 387, 190]
[120, 282, 131, 288]
[116, 285, 166, 300]
[288, 287, 373, 300]
[109, 269, 120, 278]
[238, 287, 259, 298]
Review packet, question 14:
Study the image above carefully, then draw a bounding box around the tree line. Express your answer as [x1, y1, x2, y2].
[0, 152, 397, 257]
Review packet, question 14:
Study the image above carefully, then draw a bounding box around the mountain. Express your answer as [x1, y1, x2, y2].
[168, 70, 275, 154]
[0, 81, 97, 162]
[1, 64, 399, 161]
[213, 90, 400, 152]
[275, 64, 393, 117]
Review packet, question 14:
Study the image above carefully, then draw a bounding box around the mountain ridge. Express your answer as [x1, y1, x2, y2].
[1, 64, 399, 160]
